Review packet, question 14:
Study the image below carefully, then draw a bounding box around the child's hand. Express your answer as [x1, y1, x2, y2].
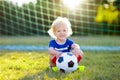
[71, 44, 84, 56]
[56, 51, 62, 58]
[71, 48, 78, 54]
[71, 48, 83, 57]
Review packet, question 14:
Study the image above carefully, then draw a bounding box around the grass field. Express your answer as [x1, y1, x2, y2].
[0, 51, 119, 80]
[0, 36, 120, 80]
[0, 36, 120, 46]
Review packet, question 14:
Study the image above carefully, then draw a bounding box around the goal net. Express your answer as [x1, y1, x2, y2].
[0, 0, 120, 51]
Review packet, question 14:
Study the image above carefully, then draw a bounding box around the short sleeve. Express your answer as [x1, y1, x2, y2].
[67, 39, 74, 50]
[49, 40, 55, 48]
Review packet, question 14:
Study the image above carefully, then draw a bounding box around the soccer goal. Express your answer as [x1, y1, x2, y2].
[0, 0, 120, 51]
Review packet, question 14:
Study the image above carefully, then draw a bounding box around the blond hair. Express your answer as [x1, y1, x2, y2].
[48, 17, 73, 38]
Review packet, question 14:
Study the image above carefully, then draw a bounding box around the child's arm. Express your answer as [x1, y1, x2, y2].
[48, 47, 62, 57]
[71, 44, 84, 57]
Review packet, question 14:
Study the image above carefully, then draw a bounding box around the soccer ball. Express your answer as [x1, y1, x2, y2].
[56, 52, 78, 72]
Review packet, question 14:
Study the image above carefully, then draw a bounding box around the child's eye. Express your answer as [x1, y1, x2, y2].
[63, 30, 67, 32]
[57, 30, 60, 32]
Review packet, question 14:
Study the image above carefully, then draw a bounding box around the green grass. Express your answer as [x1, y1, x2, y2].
[0, 36, 120, 46]
[0, 36, 119, 79]
[0, 51, 119, 80]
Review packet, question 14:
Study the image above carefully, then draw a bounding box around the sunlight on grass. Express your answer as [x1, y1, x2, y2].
[0, 51, 49, 80]
[0, 51, 120, 80]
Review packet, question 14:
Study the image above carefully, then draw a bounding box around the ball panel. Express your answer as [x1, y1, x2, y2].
[67, 52, 73, 56]
[60, 69, 65, 73]
[58, 56, 64, 63]
[68, 60, 74, 67]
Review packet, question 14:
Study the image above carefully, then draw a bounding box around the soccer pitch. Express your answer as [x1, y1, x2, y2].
[0, 36, 120, 80]
[0, 51, 119, 80]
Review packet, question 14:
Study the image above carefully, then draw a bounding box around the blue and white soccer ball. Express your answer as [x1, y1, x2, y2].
[56, 52, 78, 72]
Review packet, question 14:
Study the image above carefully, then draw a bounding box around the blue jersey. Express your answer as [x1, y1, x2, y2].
[49, 38, 74, 52]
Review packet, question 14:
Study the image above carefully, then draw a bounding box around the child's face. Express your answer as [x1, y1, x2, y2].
[54, 24, 68, 41]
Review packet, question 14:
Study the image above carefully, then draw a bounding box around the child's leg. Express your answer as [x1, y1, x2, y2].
[49, 55, 57, 67]
[71, 50, 83, 63]
[75, 53, 82, 62]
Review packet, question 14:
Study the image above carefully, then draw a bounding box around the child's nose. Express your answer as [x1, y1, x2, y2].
[61, 31, 65, 34]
